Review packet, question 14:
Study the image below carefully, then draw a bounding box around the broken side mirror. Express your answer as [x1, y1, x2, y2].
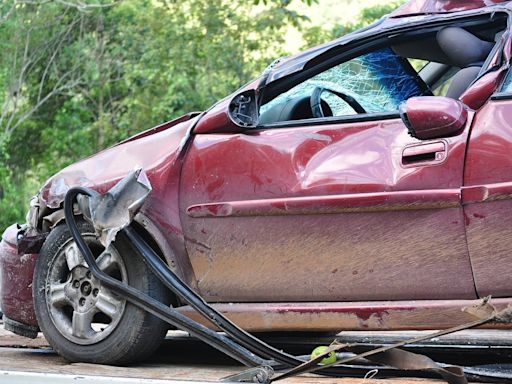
[193, 89, 259, 134]
[228, 89, 258, 129]
[400, 96, 468, 140]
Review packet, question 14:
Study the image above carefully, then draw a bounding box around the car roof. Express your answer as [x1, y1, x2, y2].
[391, 0, 511, 17]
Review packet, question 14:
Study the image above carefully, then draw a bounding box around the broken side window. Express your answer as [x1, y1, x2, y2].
[260, 47, 429, 121]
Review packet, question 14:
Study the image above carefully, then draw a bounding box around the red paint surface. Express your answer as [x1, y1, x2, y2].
[0, 225, 38, 326]
[271, 304, 414, 320]
[180, 116, 475, 302]
[194, 100, 235, 135]
[461, 69, 506, 110]
[115, 113, 200, 146]
[37, 115, 201, 285]
[187, 189, 461, 218]
[463, 97, 512, 297]
[194, 79, 261, 135]
[404, 96, 467, 140]
[177, 298, 512, 331]
[462, 182, 512, 204]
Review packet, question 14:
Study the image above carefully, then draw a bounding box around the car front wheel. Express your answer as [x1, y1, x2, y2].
[33, 219, 169, 365]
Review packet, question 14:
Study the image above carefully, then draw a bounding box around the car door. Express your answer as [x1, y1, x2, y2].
[462, 46, 512, 298]
[179, 45, 476, 303]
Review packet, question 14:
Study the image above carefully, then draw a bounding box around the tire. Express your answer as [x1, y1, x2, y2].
[33, 219, 169, 365]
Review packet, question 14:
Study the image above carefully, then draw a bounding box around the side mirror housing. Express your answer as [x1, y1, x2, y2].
[228, 90, 258, 128]
[400, 96, 468, 140]
[193, 90, 258, 134]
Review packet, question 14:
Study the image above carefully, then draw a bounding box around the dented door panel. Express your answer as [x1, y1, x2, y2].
[180, 118, 475, 302]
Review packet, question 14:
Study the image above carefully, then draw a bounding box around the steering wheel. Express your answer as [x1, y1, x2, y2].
[310, 87, 366, 118]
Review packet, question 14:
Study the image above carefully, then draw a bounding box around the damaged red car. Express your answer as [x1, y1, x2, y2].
[3, 0, 512, 365]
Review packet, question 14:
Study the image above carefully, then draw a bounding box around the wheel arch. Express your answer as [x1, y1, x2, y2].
[40, 208, 185, 307]
[131, 213, 183, 307]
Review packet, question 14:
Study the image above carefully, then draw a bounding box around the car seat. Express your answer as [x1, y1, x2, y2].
[436, 27, 494, 99]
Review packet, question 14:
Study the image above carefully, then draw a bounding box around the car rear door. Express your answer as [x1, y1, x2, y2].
[462, 44, 512, 298]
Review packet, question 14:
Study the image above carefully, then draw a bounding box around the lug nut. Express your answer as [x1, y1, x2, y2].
[81, 281, 92, 296]
[73, 280, 80, 288]
[79, 298, 86, 306]
[86, 271, 92, 279]
[92, 288, 99, 297]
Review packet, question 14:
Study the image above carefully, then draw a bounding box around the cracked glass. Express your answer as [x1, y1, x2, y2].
[261, 48, 428, 118]
[500, 67, 512, 93]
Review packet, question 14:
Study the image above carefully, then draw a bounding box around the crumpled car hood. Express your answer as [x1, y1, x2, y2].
[40, 113, 201, 209]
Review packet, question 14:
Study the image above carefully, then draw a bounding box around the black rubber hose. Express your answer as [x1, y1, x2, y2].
[65, 187, 370, 377]
[64, 187, 270, 367]
[64, 187, 499, 383]
[69, 187, 462, 381]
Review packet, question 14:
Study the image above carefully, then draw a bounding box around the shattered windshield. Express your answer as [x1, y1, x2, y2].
[260, 47, 429, 117]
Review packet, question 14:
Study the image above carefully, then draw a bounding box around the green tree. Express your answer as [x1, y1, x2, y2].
[0, 0, 311, 229]
[302, 1, 406, 48]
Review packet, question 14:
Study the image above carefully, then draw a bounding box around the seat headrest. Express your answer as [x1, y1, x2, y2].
[437, 27, 494, 68]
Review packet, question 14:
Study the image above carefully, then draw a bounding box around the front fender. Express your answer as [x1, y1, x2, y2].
[29, 114, 201, 287]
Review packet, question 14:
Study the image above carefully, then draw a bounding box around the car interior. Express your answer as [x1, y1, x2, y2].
[259, 15, 508, 125]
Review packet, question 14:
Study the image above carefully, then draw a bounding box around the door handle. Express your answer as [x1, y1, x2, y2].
[402, 141, 447, 167]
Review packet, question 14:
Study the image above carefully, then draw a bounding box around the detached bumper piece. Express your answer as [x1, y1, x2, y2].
[64, 170, 512, 384]
[2, 316, 39, 339]
[0, 224, 41, 334]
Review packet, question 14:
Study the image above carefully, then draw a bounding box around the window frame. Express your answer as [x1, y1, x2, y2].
[491, 51, 512, 101]
[257, 12, 509, 130]
[259, 47, 430, 121]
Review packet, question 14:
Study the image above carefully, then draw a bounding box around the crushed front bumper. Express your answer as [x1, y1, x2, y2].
[0, 224, 40, 337]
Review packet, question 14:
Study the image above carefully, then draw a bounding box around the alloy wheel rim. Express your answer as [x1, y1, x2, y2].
[46, 236, 127, 345]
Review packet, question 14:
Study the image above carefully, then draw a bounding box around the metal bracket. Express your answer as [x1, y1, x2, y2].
[220, 366, 274, 384]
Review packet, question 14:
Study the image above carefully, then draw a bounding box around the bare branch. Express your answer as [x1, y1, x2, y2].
[0, 1, 16, 24]
[37, 13, 83, 101]
[53, 0, 119, 12]
[6, 78, 84, 135]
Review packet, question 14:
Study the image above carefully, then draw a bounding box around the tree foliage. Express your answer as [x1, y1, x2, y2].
[0, 0, 402, 230]
[302, 1, 406, 48]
